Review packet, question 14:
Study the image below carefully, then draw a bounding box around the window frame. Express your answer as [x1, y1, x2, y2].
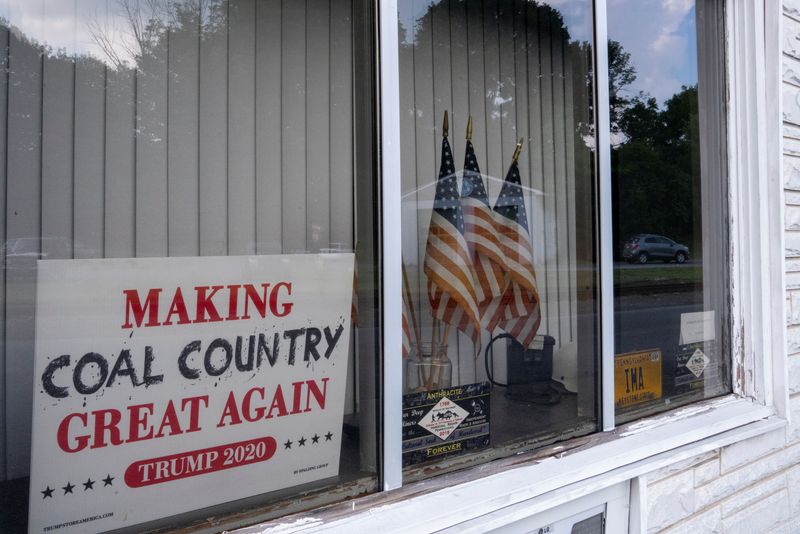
[379, 0, 787, 505]
[229, 0, 788, 530]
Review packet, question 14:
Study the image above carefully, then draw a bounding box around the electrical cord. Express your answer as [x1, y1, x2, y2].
[484, 332, 515, 387]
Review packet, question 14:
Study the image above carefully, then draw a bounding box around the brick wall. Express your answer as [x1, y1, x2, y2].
[643, 3, 800, 532]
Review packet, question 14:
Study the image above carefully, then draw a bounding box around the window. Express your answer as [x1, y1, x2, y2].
[0, 1, 381, 532]
[394, 0, 731, 479]
[0, 0, 785, 531]
[609, 0, 730, 423]
[397, 0, 600, 479]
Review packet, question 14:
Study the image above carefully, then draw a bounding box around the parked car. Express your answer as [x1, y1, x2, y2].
[622, 234, 690, 264]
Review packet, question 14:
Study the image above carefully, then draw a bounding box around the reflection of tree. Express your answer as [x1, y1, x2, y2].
[400, 0, 573, 123]
[610, 39, 701, 254]
[608, 40, 636, 139]
[86, 0, 226, 71]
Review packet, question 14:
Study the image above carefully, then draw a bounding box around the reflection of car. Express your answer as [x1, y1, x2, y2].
[622, 234, 689, 264]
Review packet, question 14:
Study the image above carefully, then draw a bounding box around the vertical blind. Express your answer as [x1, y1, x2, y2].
[0, 0, 355, 480]
[399, 0, 591, 385]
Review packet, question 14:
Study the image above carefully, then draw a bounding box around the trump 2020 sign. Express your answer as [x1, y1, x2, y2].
[28, 254, 354, 533]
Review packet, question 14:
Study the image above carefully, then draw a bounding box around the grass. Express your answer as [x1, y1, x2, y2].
[614, 265, 702, 286]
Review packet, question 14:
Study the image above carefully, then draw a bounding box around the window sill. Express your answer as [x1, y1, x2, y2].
[229, 395, 781, 533]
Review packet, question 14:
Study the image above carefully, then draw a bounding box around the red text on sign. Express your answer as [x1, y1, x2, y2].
[122, 282, 293, 329]
[124, 436, 277, 487]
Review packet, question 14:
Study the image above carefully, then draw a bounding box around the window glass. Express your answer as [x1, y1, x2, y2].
[398, 0, 598, 479]
[0, 0, 380, 531]
[609, 0, 730, 421]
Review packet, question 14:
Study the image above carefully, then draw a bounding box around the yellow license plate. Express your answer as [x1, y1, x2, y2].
[615, 349, 662, 409]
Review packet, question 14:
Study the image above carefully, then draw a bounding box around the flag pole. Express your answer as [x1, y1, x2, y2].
[433, 322, 453, 388]
[512, 137, 524, 163]
[401, 260, 422, 349]
[427, 317, 438, 388]
[466, 114, 472, 141]
[427, 113, 452, 388]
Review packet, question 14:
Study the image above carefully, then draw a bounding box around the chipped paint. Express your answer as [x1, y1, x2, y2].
[231, 516, 324, 534]
[620, 396, 742, 437]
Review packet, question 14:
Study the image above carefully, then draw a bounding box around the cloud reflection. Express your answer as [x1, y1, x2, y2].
[608, 0, 697, 106]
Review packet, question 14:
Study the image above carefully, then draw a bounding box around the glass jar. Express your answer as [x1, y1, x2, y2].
[405, 342, 452, 393]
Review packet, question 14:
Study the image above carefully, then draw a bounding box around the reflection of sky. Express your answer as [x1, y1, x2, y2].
[544, 0, 592, 43]
[399, 0, 593, 46]
[608, 0, 698, 106]
[0, 0, 161, 67]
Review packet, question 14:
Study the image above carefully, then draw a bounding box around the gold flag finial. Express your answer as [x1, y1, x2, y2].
[466, 115, 473, 141]
[443, 110, 449, 138]
[512, 137, 524, 163]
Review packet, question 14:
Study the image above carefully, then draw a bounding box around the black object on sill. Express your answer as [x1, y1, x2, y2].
[485, 333, 562, 405]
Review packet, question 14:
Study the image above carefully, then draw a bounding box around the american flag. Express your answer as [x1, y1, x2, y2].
[461, 138, 506, 326]
[486, 158, 541, 348]
[402, 286, 412, 358]
[424, 134, 481, 347]
[351, 268, 358, 327]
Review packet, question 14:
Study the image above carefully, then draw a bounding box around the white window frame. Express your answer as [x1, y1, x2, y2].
[233, 0, 788, 531]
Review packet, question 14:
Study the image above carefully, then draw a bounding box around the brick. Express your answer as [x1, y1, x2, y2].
[787, 83, 800, 126]
[786, 157, 800, 189]
[648, 451, 716, 484]
[786, 258, 800, 273]
[788, 1, 800, 21]
[647, 470, 695, 532]
[694, 459, 720, 487]
[788, 395, 800, 444]
[787, 190, 800, 205]
[785, 121, 800, 138]
[787, 232, 800, 258]
[787, 66, 800, 91]
[790, 293, 800, 326]
[659, 506, 721, 534]
[790, 354, 800, 395]
[788, 464, 800, 519]
[788, 325, 800, 354]
[785, 136, 800, 157]
[788, 206, 800, 230]
[721, 489, 790, 534]
[787, 1, 800, 21]
[787, 271, 800, 290]
[787, 15, 800, 61]
[695, 443, 800, 509]
[720, 473, 786, 517]
[721, 429, 786, 473]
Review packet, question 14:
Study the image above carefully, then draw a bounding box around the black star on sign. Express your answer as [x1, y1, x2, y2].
[41, 486, 54, 499]
[284, 439, 293, 449]
[102, 475, 114, 487]
[325, 431, 333, 441]
[298, 436, 307, 447]
[311, 434, 320, 444]
[62, 482, 74, 495]
[83, 478, 94, 491]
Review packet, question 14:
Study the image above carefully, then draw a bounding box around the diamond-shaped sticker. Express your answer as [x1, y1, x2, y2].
[418, 397, 469, 440]
[686, 348, 710, 378]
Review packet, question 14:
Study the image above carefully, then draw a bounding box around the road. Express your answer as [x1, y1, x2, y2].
[615, 290, 702, 353]
[614, 289, 723, 397]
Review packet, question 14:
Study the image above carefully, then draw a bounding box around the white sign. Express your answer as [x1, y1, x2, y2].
[679, 310, 716, 345]
[686, 349, 710, 378]
[418, 397, 469, 440]
[28, 254, 354, 533]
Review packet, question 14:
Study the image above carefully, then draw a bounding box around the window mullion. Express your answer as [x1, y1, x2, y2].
[378, 0, 404, 491]
[592, 0, 615, 432]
